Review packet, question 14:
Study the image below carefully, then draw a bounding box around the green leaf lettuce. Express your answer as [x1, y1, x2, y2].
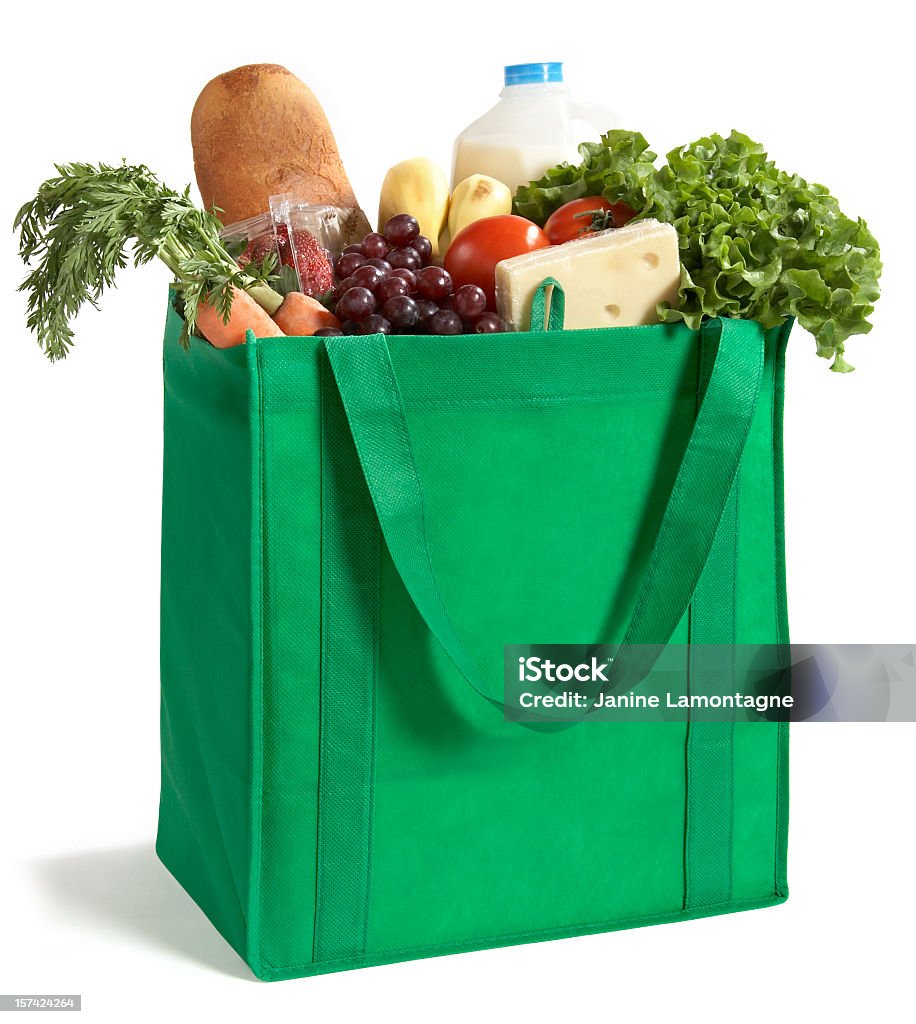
[514, 130, 882, 371]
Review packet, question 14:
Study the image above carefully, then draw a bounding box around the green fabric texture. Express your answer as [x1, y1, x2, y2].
[157, 291, 791, 981]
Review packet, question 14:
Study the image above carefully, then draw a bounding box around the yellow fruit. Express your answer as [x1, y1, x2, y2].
[378, 158, 450, 257]
[447, 174, 513, 243]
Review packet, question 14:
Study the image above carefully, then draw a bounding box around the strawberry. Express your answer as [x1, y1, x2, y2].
[240, 224, 334, 296]
[283, 227, 335, 296]
[240, 231, 276, 267]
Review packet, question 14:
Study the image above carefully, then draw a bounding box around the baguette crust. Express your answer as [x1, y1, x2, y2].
[191, 64, 370, 240]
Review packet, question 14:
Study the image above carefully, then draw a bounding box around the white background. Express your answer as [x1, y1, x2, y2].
[2, 1, 912, 1020]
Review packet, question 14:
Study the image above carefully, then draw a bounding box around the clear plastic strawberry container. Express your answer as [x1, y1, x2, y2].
[220, 196, 345, 297]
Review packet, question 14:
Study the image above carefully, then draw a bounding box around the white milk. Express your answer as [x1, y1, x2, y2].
[451, 64, 618, 194]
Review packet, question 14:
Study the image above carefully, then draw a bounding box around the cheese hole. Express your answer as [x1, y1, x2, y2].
[605, 304, 621, 320]
[642, 252, 660, 270]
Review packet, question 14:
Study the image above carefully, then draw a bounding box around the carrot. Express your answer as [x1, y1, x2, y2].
[272, 292, 342, 336]
[195, 286, 286, 348]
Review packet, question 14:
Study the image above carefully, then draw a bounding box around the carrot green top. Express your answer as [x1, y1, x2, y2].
[14, 161, 283, 360]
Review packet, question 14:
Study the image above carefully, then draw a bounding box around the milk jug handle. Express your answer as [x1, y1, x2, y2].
[566, 98, 618, 137]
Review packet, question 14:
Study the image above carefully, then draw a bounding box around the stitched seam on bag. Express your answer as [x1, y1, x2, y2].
[683, 328, 707, 910]
[773, 321, 791, 899]
[314, 351, 380, 963]
[263, 386, 692, 413]
[257, 894, 785, 973]
[313, 356, 328, 963]
[362, 527, 380, 956]
[248, 341, 267, 975]
[772, 330, 782, 899]
[684, 326, 712, 909]
[684, 329, 737, 911]
[403, 387, 692, 408]
[683, 605, 692, 910]
[728, 460, 739, 902]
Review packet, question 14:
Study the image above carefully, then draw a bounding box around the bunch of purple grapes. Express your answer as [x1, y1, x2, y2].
[315, 214, 507, 338]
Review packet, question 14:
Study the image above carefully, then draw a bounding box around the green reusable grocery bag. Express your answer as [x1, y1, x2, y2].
[157, 280, 790, 981]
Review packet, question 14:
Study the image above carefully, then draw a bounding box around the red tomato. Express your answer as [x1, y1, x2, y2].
[543, 197, 637, 245]
[444, 215, 551, 309]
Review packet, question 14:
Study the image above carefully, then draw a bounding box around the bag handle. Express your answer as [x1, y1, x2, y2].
[324, 316, 765, 712]
[529, 276, 566, 332]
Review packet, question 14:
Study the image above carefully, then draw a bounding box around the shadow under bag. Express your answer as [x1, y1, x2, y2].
[157, 282, 791, 980]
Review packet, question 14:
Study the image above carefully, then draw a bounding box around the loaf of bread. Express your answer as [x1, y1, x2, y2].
[191, 64, 371, 242]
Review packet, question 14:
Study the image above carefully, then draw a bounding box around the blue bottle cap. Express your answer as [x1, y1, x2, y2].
[504, 63, 564, 86]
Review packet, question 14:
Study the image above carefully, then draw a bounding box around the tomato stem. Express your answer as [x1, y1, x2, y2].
[572, 208, 620, 233]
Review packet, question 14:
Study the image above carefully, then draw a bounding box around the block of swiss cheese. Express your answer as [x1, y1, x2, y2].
[495, 219, 681, 331]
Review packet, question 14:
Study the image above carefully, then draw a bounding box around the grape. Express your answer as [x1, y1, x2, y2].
[410, 235, 432, 264]
[386, 247, 422, 271]
[336, 286, 377, 322]
[365, 258, 393, 274]
[390, 268, 417, 292]
[314, 327, 344, 337]
[375, 275, 411, 303]
[350, 264, 386, 292]
[384, 214, 420, 246]
[452, 284, 487, 320]
[340, 320, 361, 335]
[360, 232, 390, 259]
[382, 295, 420, 329]
[427, 309, 463, 335]
[336, 252, 366, 278]
[439, 293, 457, 312]
[343, 243, 364, 255]
[358, 314, 392, 335]
[415, 298, 438, 326]
[416, 266, 452, 301]
[472, 312, 506, 333]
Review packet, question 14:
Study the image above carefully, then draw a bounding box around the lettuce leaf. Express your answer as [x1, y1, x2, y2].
[514, 130, 882, 371]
